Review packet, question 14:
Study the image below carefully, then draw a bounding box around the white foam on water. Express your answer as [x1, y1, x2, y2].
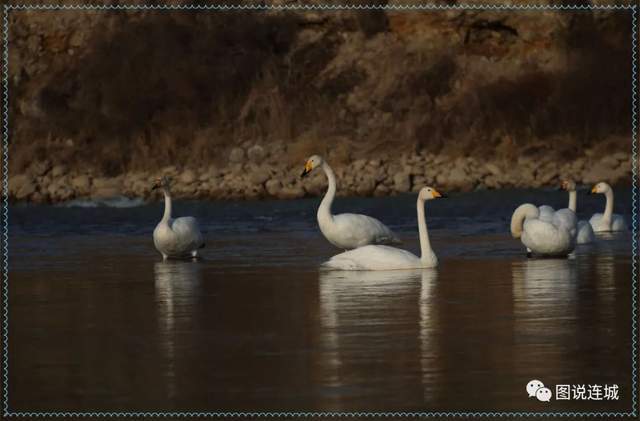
[60, 196, 146, 208]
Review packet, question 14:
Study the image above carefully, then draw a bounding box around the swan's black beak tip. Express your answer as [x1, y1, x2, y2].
[440, 193, 448, 198]
[300, 169, 310, 179]
[151, 184, 159, 191]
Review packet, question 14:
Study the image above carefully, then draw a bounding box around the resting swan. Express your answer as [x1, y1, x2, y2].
[322, 187, 444, 270]
[152, 176, 205, 260]
[301, 155, 400, 249]
[588, 182, 628, 232]
[510, 203, 577, 257]
[560, 180, 595, 244]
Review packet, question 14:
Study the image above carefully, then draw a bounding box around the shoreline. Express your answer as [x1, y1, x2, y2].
[7, 146, 633, 204]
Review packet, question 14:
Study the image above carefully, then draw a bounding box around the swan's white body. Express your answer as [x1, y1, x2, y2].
[511, 204, 577, 257]
[303, 157, 399, 249]
[322, 187, 440, 270]
[153, 186, 204, 260]
[562, 182, 595, 244]
[588, 182, 628, 233]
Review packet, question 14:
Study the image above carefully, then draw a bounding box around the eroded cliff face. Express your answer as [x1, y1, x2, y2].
[4, 1, 635, 202]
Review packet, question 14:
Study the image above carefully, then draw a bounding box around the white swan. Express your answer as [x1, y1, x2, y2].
[560, 180, 595, 244]
[301, 155, 400, 249]
[152, 176, 205, 260]
[588, 182, 628, 232]
[510, 203, 577, 257]
[321, 186, 444, 270]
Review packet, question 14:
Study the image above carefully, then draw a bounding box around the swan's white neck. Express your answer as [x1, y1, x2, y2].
[317, 162, 336, 223]
[161, 188, 172, 223]
[568, 191, 577, 212]
[510, 204, 539, 238]
[603, 189, 614, 224]
[417, 198, 433, 261]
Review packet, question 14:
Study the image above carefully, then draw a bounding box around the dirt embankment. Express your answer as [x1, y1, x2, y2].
[5, 1, 635, 203]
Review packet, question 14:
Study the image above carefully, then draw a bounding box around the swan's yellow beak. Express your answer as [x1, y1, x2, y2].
[432, 189, 446, 198]
[300, 161, 313, 178]
[590, 185, 597, 194]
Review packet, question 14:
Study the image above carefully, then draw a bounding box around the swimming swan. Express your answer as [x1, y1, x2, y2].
[321, 187, 444, 270]
[301, 155, 400, 249]
[560, 180, 595, 244]
[588, 182, 628, 232]
[510, 203, 577, 257]
[152, 176, 205, 260]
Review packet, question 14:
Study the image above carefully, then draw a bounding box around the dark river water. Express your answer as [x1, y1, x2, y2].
[6, 188, 635, 413]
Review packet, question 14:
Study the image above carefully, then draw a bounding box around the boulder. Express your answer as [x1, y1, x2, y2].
[265, 179, 283, 196]
[179, 169, 197, 184]
[70, 174, 91, 192]
[91, 177, 121, 199]
[249, 166, 271, 185]
[373, 183, 390, 197]
[393, 172, 411, 193]
[229, 147, 245, 163]
[247, 145, 267, 163]
[28, 160, 51, 177]
[277, 185, 305, 200]
[15, 180, 36, 200]
[485, 163, 502, 177]
[355, 175, 376, 196]
[9, 174, 31, 196]
[51, 164, 68, 177]
[600, 155, 619, 169]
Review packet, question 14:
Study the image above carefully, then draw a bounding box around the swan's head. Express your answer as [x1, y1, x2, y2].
[300, 155, 324, 178]
[152, 176, 173, 191]
[418, 186, 446, 201]
[590, 182, 611, 195]
[560, 180, 576, 191]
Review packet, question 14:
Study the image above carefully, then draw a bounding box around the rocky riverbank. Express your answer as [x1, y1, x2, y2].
[7, 143, 633, 204]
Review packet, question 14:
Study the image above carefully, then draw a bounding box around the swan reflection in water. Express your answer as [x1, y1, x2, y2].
[318, 268, 438, 409]
[511, 253, 617, 379]
[153, 261, 202, 399]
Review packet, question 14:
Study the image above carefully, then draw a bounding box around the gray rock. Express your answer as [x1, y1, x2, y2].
[9, 174, 31, 195]
[600, 155, 619, 169]
[161, 165, 177, 175]
[412, 175, 426, 191]
[179, 169, 197, 184]
[29, 160, 51, 177]
[278, 185, 304, 200]
[92, 177, 121, 189]
[355, 175, 376, 196]
[51, 165, 68, 177]
[373, 183, 389, 197]
[485, 163, 502, 177]
[247, 145, 267, 163]
[447, 166, 473, 191]
[353, 159, 367, 171]
[612, 152, 628, 162]
[249, 166, 271, 185]
[265, 179, 283, 196]
[71, 175, 90, 192]
[229, 147, 246, 163]
[393, 172, 411, 193]
[16, 181, 36, 200]
[91, 178, 121, 198]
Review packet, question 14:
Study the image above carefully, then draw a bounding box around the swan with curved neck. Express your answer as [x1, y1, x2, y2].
[152, 176, 205, 260]
[510, 201, 577, 257]
[588, 182, 628, 232]
[560, 179, 595, 244]
[301, 155, 400, 249]
[322, 186, 444, 270]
